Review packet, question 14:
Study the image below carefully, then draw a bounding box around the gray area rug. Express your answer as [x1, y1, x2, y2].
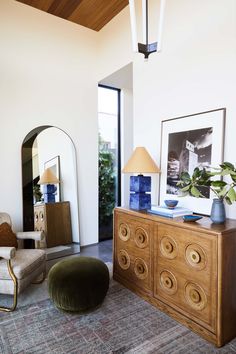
[0, 280, 236, 353]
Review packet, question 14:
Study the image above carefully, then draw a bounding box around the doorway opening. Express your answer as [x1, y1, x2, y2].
[98, 85, 121, 241]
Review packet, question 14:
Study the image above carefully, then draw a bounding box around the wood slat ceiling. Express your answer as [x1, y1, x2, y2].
[16, 0, 129, 31]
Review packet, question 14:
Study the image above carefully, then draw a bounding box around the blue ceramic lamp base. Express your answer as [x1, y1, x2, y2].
[130, 193, 151, 210]
[43, 184, 57, 203]
[129, 175, 151, 210]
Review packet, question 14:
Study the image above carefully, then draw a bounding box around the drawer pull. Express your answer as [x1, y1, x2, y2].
[160, 236, 177, 259]
[160, 270, 177, 294]
[134, 228, 149, 248]
[190, 289, 201, 303]
[134, 258, 148, 279]
[164, 241, 173, 253]
[119, 223, 130, 241]
[164, 276, 173, 289]
[190, 250, 201, 264]
[185, 282, 207, 311]
[185, 244, 206, 270]
[118, 250, 130, 270]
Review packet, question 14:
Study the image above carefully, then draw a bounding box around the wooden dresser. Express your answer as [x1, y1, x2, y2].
[34, 201, 72, 248]
[113, 207, 236, 347]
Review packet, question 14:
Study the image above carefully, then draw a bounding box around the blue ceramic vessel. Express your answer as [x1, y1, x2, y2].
[183, 215, 203, 222]
[164, 200, 178, 209]
[210, 198, 226, 224]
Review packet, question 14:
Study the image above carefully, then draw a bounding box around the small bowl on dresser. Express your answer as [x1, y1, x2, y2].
[164, 199, 179, 209]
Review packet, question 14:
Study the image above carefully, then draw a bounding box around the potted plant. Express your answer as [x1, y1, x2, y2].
[33, 184, 42, 204]
[177, 162, 236, 223]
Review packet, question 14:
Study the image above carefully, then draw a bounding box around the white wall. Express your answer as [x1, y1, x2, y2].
[121, 88, 134, 207]
[0, 0, 98, 245]
[98, 0, 236, 218]
[133, 0, 236, 217]
[37, 127, 80, 243]
[99, 63, 134, 208]
[97, 7, 133, 82]
[1, 0, 236, 244]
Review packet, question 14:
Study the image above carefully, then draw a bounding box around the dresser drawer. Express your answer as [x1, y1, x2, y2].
[34, 202, 72, 248]
[34, 206, 46, 231]
[114, 213, 153, 294]
[154, 223, 217, 332]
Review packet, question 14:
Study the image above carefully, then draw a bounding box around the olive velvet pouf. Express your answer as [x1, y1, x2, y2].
[48, 256, 110, 312]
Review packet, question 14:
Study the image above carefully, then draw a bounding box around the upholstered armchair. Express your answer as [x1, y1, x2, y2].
[0, 212, 46, 312]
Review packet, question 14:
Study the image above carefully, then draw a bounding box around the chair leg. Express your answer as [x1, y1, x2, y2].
[0, 260, 18, 312]
[32, 269, 46, 284]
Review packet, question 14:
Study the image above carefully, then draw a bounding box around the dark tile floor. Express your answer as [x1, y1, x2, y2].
[80, 239, 113, 263]
[46, 239, 113, 272]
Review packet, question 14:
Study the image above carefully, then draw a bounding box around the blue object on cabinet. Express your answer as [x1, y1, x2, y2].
[129, 175, 151, 210]
[42, 184, 57, 203]
[183, 215, 203, 222]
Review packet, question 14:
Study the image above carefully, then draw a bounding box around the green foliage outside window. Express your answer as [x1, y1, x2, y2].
[99, 136, 116, 226]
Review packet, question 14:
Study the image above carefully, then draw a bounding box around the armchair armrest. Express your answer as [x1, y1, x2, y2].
[0, 247, 16, 260]
[16, 231, 45, 241]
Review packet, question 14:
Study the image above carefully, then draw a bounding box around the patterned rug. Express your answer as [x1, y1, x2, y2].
[0, 281, 236, 354]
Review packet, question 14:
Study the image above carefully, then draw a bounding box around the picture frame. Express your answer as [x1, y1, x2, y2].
[44, 155, 61, 202]
[159, 108, 226, 215]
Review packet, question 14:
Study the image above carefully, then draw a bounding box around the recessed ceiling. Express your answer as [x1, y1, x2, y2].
[16, 0, 129, 31]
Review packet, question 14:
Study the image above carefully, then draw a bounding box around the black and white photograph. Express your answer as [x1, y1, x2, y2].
[166, 127, 212, 197]
[159, 109, 225, 215]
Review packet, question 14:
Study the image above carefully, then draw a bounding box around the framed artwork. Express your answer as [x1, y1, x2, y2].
[44, 155, 61, 202]
[159, 108, 226, 215]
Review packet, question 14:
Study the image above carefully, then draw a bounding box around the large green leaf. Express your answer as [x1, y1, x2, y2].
[181, 185, 190, 192]
[221, 169, 236, 176]
[227, 187, 236, 202]
[225, 196, 233, 205]
[180, 171, 191, 182]
[192, 167, 201, 179]
[211, 180, 227, 187]
[190, 186, 203, 198]
[221, 162, 235, 170]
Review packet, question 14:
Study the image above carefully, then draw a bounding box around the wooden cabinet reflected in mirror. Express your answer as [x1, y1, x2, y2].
[22, 126, 80, 251]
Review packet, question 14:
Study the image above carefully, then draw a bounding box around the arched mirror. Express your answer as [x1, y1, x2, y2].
[22, 126, 80, 253]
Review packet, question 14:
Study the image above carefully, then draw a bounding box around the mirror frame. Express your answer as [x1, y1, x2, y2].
[21, 126, 80, 242]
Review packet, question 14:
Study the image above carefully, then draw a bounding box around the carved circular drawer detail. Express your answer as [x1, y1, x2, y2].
[160, 270, 177, 294]
[39, 211, 44, 222]
[134, 258, 148, 280]
[185, 244, 207, 270]
[118, 250, 130, 270]
[118, 223, 130, 241]
[34, 212, 39, 223]
[134, 227, 149, 248]
[160, 236, 178, 259]
[185, 282, 207, 311]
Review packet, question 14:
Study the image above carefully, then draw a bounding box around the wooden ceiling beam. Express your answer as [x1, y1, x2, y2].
[16, 0, 129, 31]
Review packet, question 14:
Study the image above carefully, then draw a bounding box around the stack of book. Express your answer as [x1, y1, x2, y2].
[147, 205, 193, 218]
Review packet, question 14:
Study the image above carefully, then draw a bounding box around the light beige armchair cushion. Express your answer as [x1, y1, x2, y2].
[0, 212, 46, 302]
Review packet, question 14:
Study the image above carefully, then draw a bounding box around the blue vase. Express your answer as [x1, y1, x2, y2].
[210, 198, 226, 224]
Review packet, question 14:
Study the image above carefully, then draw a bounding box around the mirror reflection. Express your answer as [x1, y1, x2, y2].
[22, 126, 80, 256]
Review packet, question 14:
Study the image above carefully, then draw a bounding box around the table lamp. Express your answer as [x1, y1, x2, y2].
[122, 147, 160, 210]
[38, 168, 60, 203]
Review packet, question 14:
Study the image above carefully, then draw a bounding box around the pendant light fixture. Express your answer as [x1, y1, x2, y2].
[129, 0, 166, 59]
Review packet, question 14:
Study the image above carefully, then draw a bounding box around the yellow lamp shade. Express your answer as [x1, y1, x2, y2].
[122, 147, 160, 174]
[38, 168, 60, 185]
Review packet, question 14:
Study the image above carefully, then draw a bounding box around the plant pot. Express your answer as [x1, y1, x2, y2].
[210, 198, 226, 224]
